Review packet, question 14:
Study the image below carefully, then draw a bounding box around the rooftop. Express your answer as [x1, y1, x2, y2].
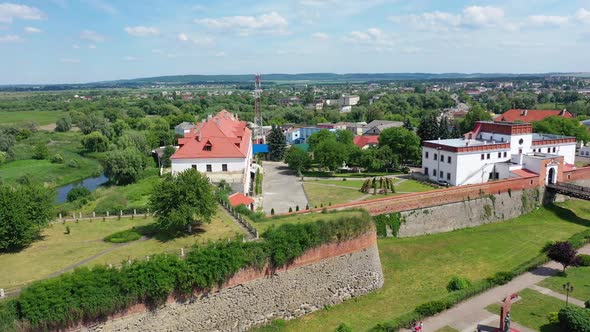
[424, 138, 505, 148]
[532, 133, 575, 141]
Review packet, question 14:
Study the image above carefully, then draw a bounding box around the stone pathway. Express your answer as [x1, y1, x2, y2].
[404, 244, 590, 332]
[529, 284, 586, 307]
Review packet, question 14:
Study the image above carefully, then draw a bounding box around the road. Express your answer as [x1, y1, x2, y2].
[262, 161, 309, 215]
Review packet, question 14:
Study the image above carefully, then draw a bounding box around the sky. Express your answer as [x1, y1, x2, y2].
[1, 0, 590, 84]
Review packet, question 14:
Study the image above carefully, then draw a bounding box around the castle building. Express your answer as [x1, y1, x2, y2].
[421, 121, 576, 186]
[170, 110, 253, 194]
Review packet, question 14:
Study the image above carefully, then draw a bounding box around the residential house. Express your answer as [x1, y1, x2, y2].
[495, 109, 573, 122]
[362, 120, 404, 135]
[174, 121, 197, 136]
[353, 136, 379, 149]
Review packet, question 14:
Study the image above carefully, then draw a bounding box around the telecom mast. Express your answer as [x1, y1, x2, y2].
[253, 74, 264, 143]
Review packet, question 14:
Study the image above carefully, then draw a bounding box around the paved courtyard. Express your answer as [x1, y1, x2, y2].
[262, 161, 309, 215]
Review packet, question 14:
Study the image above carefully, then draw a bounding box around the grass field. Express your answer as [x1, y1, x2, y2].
[0, 207, 244, 290]
[435, 327, 459, 332]
[486, 288, 565, 332]
[262, 200, 590, 332]
[0, 110, 64, 125]
[538, 266, 590, 302]
[253, 210, 366, 233]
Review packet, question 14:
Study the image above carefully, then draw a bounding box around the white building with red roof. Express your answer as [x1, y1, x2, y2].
[170, 110, 253, 194]
[422, 121, 576, 186]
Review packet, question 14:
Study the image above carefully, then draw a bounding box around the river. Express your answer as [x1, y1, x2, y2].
[55, 174, 108, 204]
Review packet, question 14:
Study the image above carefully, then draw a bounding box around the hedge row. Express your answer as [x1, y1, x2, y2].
[373, 213, 403, 237]
[370, 228, 590, 331]
[3, 214, 372, 331]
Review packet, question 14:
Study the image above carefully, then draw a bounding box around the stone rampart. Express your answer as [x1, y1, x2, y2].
[78, 232, 383, 332]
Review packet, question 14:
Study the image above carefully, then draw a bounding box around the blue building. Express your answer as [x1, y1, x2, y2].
[284, 127, 337, 145]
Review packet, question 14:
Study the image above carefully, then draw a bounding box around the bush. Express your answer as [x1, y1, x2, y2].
[67, 159, 80, 168]
[335, 323, 353, 332]
[66, 186, 91, 202]
[487, 271, 515, 285]
[104, 229, 142, 243]
[415, 300, 447, 316]
[446, 276, 472, 292]
[558, 306, 590, 332]
[577, 254, 590, 267]
[0, 299, 18, 332]
[547, 311, 559, 324]
[585, 299, 590, 309]
[32, 142, 49, 160]
[373, 213, 402, 237]
[50, 153, 64, 164]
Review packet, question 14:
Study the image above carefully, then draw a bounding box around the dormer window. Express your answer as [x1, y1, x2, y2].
[203, 141, 212, 151]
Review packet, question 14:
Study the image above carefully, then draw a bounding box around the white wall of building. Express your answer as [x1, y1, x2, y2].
[171, 158, 246, 174]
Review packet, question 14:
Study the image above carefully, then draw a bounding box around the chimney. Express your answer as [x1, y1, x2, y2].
[196, 131, 201, 142]
[560, 109, 567, 116]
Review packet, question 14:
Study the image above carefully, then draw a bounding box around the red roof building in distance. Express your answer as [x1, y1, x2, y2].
[353, 135, 379, 149]
[170, 110, 254, 194]
[495, 109, 573, 123]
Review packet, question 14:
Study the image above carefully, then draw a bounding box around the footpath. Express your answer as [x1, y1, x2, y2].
[404, 244, 590, 332]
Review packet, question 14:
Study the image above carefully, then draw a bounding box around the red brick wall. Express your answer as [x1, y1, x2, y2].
[563, 166, 590, 182]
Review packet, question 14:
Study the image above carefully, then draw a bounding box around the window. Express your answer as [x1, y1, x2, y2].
[432, 169, 436, 176]
[191, 165, 197, 170]
[440, 154, 444, 162]
[424, 167, 429, 175]
[434, 153, 438, 160]
[203, 145, 212, 151]
[222, 164, 228, 172]
[503, 152, 507, 157]
[486, 153, 490, 159]
[481, 154, 485, 160]
[547, 148, 550, 153]
[206, 164, 212, 172]
[498, 152, 501, 158]
[447, 156, 451, 163]
[439, 170, 443, 178]
[446, 173, 451, 181]
[425, 151, 429, 158]
[519, 138, 524, 145]
[552, 147, 556, 153]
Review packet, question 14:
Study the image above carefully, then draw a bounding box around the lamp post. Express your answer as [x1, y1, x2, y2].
[563, 282, 574, 306]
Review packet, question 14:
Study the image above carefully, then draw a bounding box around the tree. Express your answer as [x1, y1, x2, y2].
[267, 125, 287, 161]
[162, 145, 176, 167]
[460, 104, 492, 133]
[438, 116, 451, 139]
[546, 241, 578, 272]
[308, 129, 336, 151]
[533, 116, 590, 142]
[150, 168, 216, 233]
[32, 142, 49, 160]
[104, 148, 146, 185]
[66, 186, 91, 202]
[117, 131, 150, 154]
[82, 131, 109, 152]
[314, 140, 349, 171]
[379, 127, 421, 164]
[403, 117, 413, 131]
[0, 183, 53, 251]
[284, 146, 311, 174]
[417, 113, 440, 143]
[335, 129, 354, 145]
[55, 115, 72, 132]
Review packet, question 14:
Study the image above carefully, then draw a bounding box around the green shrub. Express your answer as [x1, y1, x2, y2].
[585, 299, 590, 309]
[50, 153, 64, 164]
[446, 276, 472, 292]
[558, 306, 590, 332]
[373, 213, 402, 237]
[66, 186, 91, 202]
[577, 254, 590, 267]
[335, 323, 353, 332]
[104, 229, 142, 243]
[415, 300, 448, 316]
[67, 159, 80, 168]
[0, 299, 18, 332]
[547, 311, 559, 323]
[487, 271, 515, 285]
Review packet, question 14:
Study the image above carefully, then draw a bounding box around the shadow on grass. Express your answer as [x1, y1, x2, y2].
[539, 322, 563, 332]
[545, 204, 590, 227]
[134, 223, 207, 243]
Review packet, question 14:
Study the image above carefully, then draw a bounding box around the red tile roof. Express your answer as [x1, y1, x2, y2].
[563, 163, 576, 172]
[353, 135, 379, 148]
[228, 192, 254, 207]
[511, 169, 538, 178]
[495, 109, 573, 123]
[171, 110, 252, 159]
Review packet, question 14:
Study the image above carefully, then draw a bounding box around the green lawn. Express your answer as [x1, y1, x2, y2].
[538, 266, 590, 302]
[435, 327, 459, 332]
[263, 200, 590, 332]
[0, 207, 244, 290]
[253, 210, 366, 233]
[303, 182, 368, 206]
[486, 288, 566, 332]
[0, 110, 64, 125]
[307, 179, 368, 189]
[395, 179, 437, 193]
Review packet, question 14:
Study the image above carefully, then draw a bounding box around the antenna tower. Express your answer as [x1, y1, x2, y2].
[253, 74, 263, 143]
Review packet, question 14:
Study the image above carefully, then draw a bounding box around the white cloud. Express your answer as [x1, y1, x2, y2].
[526, 15, 569, 27]
[312, 32, 329, 40]
[84, 0, 117, 15]
[124, 26, 159, 37]
[80, 30, 104, 42]
[60, 58, 80, 63]
[195, 11, 288, 35]
[88, 44, 96, 49]
[177, 32, 214, 47]
[461, 6, 504, 27]
[576, 8, 590, 22]
[498, 41, 546, 48]
[72, 44, 80, 49]
[391, 5, 505, 31]
[215, 51, 226, 57]
[24, 26, 41, 33]
[299, 0, 337, 6]
[0, 34, 22, 42]
[345, 28, 396, 51]
[0, 3, 45, 24]
[123, 56, 137, 61]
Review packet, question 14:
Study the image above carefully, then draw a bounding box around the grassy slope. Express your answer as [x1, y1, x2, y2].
[269, 201, 590, 332]
[0, 208, 244, 289]
[538, 266, 590, 302]
[486, 288, 564, 332]
[253, 210, 366, 233]
[0, 111, 64, 125]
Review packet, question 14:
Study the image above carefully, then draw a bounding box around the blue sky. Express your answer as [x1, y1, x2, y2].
[1, 0, 590, 84]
